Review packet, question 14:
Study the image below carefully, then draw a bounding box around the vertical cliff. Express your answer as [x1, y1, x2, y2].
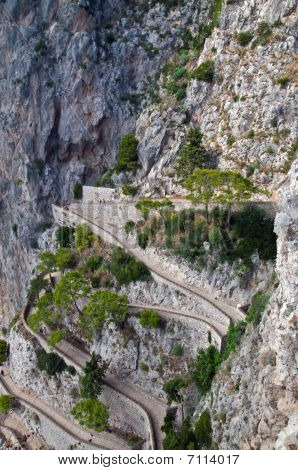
[0, 0, 205, 322]
[194, 160, 297, 450]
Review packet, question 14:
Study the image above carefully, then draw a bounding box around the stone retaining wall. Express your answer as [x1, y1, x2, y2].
[83, 186, 116, 203]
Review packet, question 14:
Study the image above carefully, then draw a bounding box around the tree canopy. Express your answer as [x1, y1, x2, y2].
[79, 352, 109, 399]
[80, 290, 128, 337]
[184, 169, 266, 225]
[71, 399, 109, 432]
[36, 251, 56, 274]
[54, 271, 91, 315]
[55, 248, 76, 272]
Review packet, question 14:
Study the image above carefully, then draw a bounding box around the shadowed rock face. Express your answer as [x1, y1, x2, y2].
[0, 0, 202, 321]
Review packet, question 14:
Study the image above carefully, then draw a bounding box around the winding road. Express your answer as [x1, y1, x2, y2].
[22, 304, 166, 450]
[0, 366, 129, 450]
[62, 203, 245, 324]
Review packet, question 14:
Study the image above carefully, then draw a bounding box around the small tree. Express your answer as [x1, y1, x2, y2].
[115, 134, 139, 173]
[135, 198, 173, 219]
[163, 377, 188, 422]
[54, 271, 91, 316]
[0, 395, 13, 413]
[36, 251, 56, 275]
[0, 340, 8, 363]
[70, 399, 109, 432]
[79, 352, 109, 399]
[195, 409, 212, 449]
[28, 291, 61, 332]
[56, 226, 74, 248]
[75, 224, 94, 251]
[139, 309, 162, 328]
[175, 128, 209, 180]
[27, 276, 49, 305]
[55, 248, 76, 272]
[193, 345, 221, 395]
[36, 349, 67, 376]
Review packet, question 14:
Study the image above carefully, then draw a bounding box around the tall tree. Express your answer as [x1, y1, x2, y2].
[184, 169, 223, 223]
[115, 134, 139, 173]
[79, 352, 109, 399]
[175, 128, 209, 181]
[184, 169, 267, 227]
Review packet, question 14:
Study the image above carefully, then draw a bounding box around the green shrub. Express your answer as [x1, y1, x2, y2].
[35, 40, 47, 53]
[172, 66, 188, 81]
[73, 182, 83, 199]
[56, 226, 74, 248]
[246, 291, 269, 325]
[171, 343, 183, 356]
[0, 340, 8, 363]
[121, 184, 138, 196]
[107, 247, 151, 285]
[71, 399, 109, 432]
[227, 135, 235, 146]
[162, 410, 197, 450]
[124, 220, 135, 234]
[47, 330, 66, 346]
[276, 76, 290, 86]
[12, 223, 18, 237]
[139, 362, 149, 372]
[190, 60, 215, 82]
[252, 22, 272, 47]
[135, 197, 173, 219]
[237, 31, 253, 46]
[75, 224, 94, 250]
[193, 345, 221, 395]
[0, 395, 13, 413]
[79, 353, 108, 399]
[95, 169, 115, 188]
[137, 232, 149, 249]
[163, 377, 188, 404]
[36, 349, 67, 376]
[221, 321, 246, 360]
[195, 410, 212, 449]
[86, 255, 103, 272]
[246, 161, 259, 177]
[208, 226, 223, 247]
[55, 248, 76, 271]
[115, 134, 139, 173]
[139, 309, 162, 328]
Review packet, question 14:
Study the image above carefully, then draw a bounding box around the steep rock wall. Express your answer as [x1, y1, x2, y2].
[194, 160, 298, 450]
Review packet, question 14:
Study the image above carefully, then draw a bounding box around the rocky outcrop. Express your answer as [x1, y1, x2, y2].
[194, 160, 298, 450]
[135, 0, 297, 195]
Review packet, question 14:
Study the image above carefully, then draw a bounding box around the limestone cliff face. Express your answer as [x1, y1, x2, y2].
[0, 0, 205, 322]
[135, 0, 297, 195]
[194, 161, 298, 450]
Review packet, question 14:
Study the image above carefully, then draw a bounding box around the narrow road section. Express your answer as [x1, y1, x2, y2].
[0, 366, 129, 450]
